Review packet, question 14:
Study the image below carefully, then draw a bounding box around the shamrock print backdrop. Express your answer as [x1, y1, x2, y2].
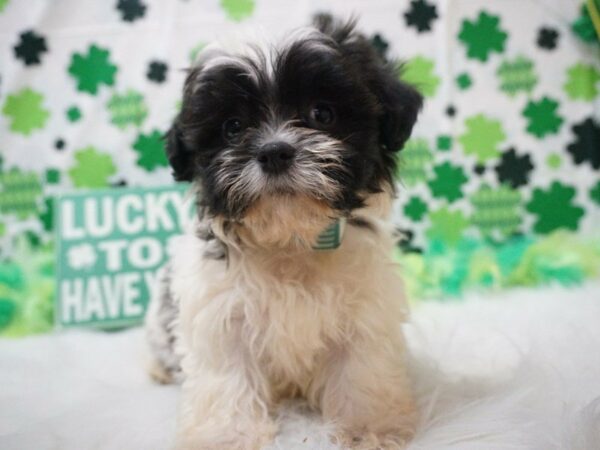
[0, 0, 599, 335]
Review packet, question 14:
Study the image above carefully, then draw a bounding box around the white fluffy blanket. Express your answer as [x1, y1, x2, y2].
[1, 282, 599, 450]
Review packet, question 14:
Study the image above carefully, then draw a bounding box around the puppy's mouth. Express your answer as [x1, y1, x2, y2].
[261, 172, 299, 195]
[258, 173, 342, 217]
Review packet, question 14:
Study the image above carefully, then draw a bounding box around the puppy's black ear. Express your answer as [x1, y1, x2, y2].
[164, 121, 195, 182]
[312, 14, 423, 152]
[374, 66, 423, 152]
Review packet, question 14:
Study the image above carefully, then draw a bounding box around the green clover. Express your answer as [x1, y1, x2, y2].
[132, 129, 168, 171]
[68, 147, 116, 188]
[2, 88, 50, 136]
[497, 55, 537, 97]
[572, 4, 598, 45]
[45, 169, 60, 184]
[396, 138, 434, 186]
[458, 11, 507, 62]
[68, 44, 117, 95]
[590, 181, 600, 206]
[426, 207, 469, 245]
[526, 181, 584, 233]
[437, 135, 452, 151]
[220, 0, 254, 21]
[404, 196, 428, 222]
[456, 72, 472, 90]
[66, 106, 82, 122]
[0, 169, 43, 219]
[107, 90, 148, 129]
[458, 114, 506, 163]
[522, 96, 563, 138]
[39, 197, 53, 233]
[400, 56, 440, 98]
[546, 153, 562, 169]
[471, 184, 522, 238]
[563, 63, 600, 101]
[428, 162, 468, 202]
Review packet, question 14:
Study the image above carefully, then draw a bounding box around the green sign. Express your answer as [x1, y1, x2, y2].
[55, 184, 193, 328]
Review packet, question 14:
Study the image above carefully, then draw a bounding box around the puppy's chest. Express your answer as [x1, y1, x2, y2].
[238, 254, 357, 378]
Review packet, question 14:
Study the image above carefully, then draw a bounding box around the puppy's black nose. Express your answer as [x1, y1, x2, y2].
[256, 142, 296, 174]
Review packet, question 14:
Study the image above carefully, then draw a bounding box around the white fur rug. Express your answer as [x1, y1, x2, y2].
[1, 282, 599, 450]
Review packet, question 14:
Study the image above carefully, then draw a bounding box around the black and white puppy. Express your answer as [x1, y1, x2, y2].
[145, 15, 422, 450]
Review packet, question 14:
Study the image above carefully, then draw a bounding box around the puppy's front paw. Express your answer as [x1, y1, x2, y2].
[176, 418, 276, 450]
[333, 429, 413, 450]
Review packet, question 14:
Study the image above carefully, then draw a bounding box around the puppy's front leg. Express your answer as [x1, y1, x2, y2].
[320, 334, 417, 449]
[176, 323, 276, 450]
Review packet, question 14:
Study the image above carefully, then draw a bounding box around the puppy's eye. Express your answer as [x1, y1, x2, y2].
[308, 104, 335, 127]
[223, 118, 243, 140]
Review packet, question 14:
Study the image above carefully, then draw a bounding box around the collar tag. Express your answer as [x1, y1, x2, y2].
[313, 218, 345, 250]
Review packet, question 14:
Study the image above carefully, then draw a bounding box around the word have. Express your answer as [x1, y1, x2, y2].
[60, 270, 157, 324]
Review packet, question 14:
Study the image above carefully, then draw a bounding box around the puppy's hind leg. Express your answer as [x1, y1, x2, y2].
[144, 264, 182, 384]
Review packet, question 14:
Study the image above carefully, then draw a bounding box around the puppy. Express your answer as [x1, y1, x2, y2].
[145, 15, 423, 450]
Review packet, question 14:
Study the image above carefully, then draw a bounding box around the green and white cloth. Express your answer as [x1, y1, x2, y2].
[0, 0, 599, 334]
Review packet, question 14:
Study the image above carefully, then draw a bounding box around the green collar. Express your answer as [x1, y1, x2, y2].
[313, 218, 346, 250]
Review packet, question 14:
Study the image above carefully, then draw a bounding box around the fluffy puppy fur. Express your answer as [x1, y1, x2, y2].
[145, 15, 423, 450]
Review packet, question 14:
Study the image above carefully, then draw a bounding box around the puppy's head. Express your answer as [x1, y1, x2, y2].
[167, 16, 422, 247]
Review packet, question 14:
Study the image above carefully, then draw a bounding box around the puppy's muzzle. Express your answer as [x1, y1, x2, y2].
[256, 141, 296, 174]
